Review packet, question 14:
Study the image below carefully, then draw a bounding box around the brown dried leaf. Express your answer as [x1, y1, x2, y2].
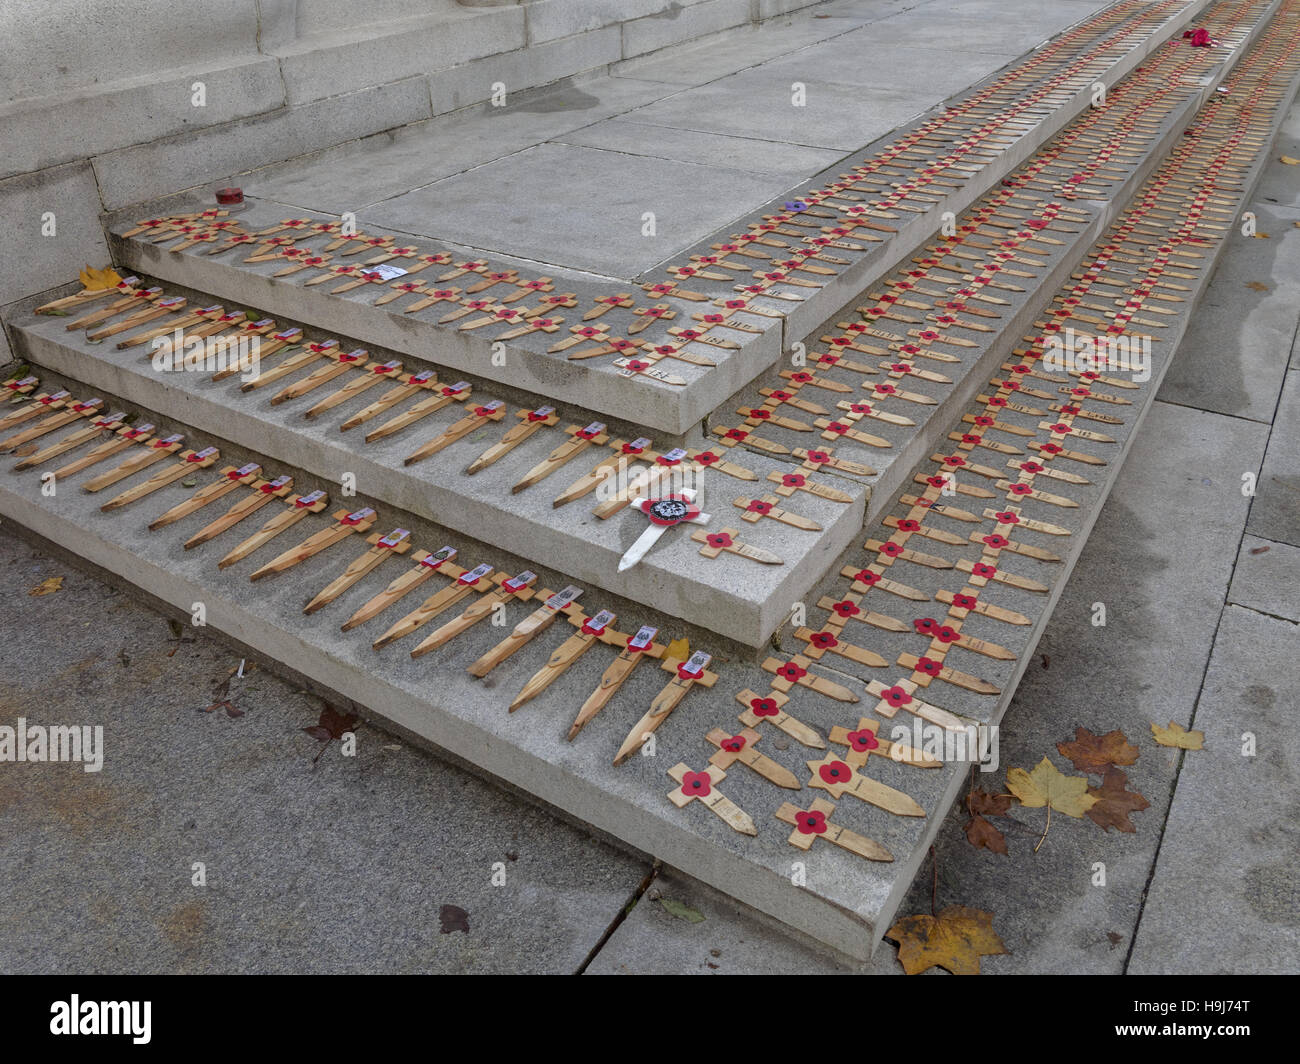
[968, 788, 1012, 817]
[886, 904, 1008, 975]
[965, 815, 1009, 855]
[1086, 767, 1150, 833]
[1057, 726, 1140, 774]
[28, 576, 64, 596]
[1245, 281, 1270, 292]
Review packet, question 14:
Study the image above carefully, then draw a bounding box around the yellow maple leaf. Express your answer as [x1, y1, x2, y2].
[664, 636, 690, 662]
[1007, 757, 1098, 817]
[1280, 155, 1299, 165]
[886, 904, 1008, 975]
[1151, 720, 1204, 750]
[78, 265, 123, 292]
[28, 576, 64, 596]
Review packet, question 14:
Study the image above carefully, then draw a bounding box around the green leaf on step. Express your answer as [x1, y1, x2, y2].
[245, 311, 260, 320]
[658, 898, 705, 924]
[42, 309, 71, 317]
[181, 477, 198, 488]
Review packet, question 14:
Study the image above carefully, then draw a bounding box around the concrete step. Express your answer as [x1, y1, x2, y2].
[3, 0, 1296, 962]
[18, 0, 1272, 649]
[102, 0, 1216, 436]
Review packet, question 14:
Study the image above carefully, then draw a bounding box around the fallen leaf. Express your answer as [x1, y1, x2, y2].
[968, 788, 1012, 817]
[659, 898, 705, 923]
[439, 905, 470, 934]
[886, 904, 1007, 975]
[1087, 767, 1150, 833]
[1006, 757, 1098, 818]
[1281, 155, 1299, 165]
[1106, 931, 1124, 948]
[664, 637, 690, 662]
[1057, 726, 1140, 774]
[180, 477, 198, 488]
[28, 576, 64, 596]
[1249, 544, 1271, 555]
[965, 815, 1009, 855]
[1245, 281, 1270, 292]
[1253, 232, 1271, 239]
[78, 265, 123, 291]
[1151, 720, 1204, 749]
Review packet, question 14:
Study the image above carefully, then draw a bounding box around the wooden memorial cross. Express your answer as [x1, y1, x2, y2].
[304, 263, 365, 287]
[374, 279, 428, 306]
[116, 302, 225, 350]
[303, 358, 406, 420]
[629, 303, 676, 334]
[568, 625, 665, 741]
[339, 235, 397, 258]
[828, 717, 940, 770]
[735, 687, 824, 750]
[409, 570, 541, 659]
[263, 344, 366, 401]
[775, 799, 893, 862]
[713, 293, 783, 322]
[708, 423, 789, 457]
[401, 398, 504, 463]
[666, 763, 756, 836]
[617, 490, 710, 572]
[793, 625, 887, 670]
[667, 323, 739, 353]
[439, 297, 499, 325]
[583, 293, 635, 321]
[403, 286, 462, 314]
[217, 490, 329, 569]
[36, 275, 142, 314]
[100, 446, 220, 512]
[510, 422, 608, 494]
[248, 506, 377, 582]
[692, 308, 762, 336]
[641, 281, 708, 303]
[736, 399, 811, 434]
[395, 252, 456, 277]
[792, 445, 877, 478]
[464, 269, 519, 295]
[762, 654, 857, 703]
[47, 420, 157, 482]
[612, 356, 686, 387]
[244, 236, 301, 263]
[548, 322, 609, 354]
[637, 340, 715, 368]
[467, 585, 587, 684]
[337, 545, 460, 631]
[332, 267, 401, 295]
[354, 379, 470, 443]
[496, 313, 565, 342]
[12, 408, 127, 470]
[765, 469, 854, 505]
[705, 727, 799, 788]
[437, 259, 490, 282]
[805, 750, 924, 817]
[339, 369, 439, 432]
[184, 474, 294, 550]
[358, 244, 419, 268]
[458, 303, 527, 331]
[4, 396, 106, 461]
[64, 286, 163, 331]
[147, 462, 261, 530]
[301, 527, 413, 614]
[501, 276, 555, 304]
[776, 367, 852, 396]
[690, 527, 783, 565]
[528, 291, 579, 317]
[86, 295, 187, 343]
[568, 335, 646, 363]
[370, 560, 498, 650]
[466, 406, 559, 475]
[615, 650, 718, 765]
[553, 436, 658, 509]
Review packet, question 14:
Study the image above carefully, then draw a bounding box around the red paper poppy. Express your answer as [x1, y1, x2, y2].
[879, 541, 904, 557]
[750, 696, 779, 717]
[914, 617, 939, 635]
[782, 474, 806, 488]
[897, 518, 920, 532]
[831, 599, 860, 618]
[994, 511, 1019, 524]
[721, 734, 746, 753]
[880, 685, 913, 708]
[706, 532, 734, 549]
[847, 728, 880, 753]
[795, 809, 828, 835]
[936, 626, 960, 644]
[695, 451, 720, 466]
[680, 771, 712, 798]
[809, 631, 838, 650]
[983, 534, 1009, 549]
[1008, 483, 1032, 496]
[776, 661, 807, 682]
[818, 760, 852, 785]
[915, 656, 943, 676]
[724, 428, 749, 441]
[746, 499, 773, 515]
[972, 562, 998, 578]
[850, 403, 873, 415]
[853, 568, 882, 586]
[805, 450, 830, 464]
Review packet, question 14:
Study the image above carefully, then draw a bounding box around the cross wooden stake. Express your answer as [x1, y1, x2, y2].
[13, 409, 128, 471]
[303, 527, 412, 614]
[339, 369, 440, 432]
[732, 495, 820, 531]
[467, 406, 558, 475]
[706, 726, 799, 788]
[365, 381, 471, 443]
[568, 625, 665, 740]
[185, 475, 294, 550]
[79, 429, 181, 492]
[147, 462, 260, 530]
[629, 303, 675, 334]
[36, 275, 141, 314]
[583, 293, 635, 321]
[409, 571, 540, 659]
[87, 296, 188, 342]
[762, 655, 858, 703]
[1, 397, 104, 451]
[775, 799, 893, 861]
[691, 527, 783, 565]
[303, 358, 406, 420]
[615, 650, 717, 765]
[667, 763, 756, 836]
[765, 469, 853, 504]
[339, 545, 461, 631]
[217, 490, 330, 569]
[371, 561, 495, 650]
[65, 287, 164, 331]
[400, 396, 500, 464]
[511, 422, 608, 494]
[467, 586, 587, 684]
[735, 687, 824, 749]
[248, 506, 376, 581]
[805, 751, 924, 817]
[265, 345, 368, 402]
[554, 436, 657, 508]
[829, 717, 940, 769]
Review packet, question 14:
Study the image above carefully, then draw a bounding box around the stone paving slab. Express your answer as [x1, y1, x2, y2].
[1227, 533, 1300, 621]
[1129, 604, 1300, 975]
[0, 535, 651, 974]
[1245, 366, 1300, 547]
